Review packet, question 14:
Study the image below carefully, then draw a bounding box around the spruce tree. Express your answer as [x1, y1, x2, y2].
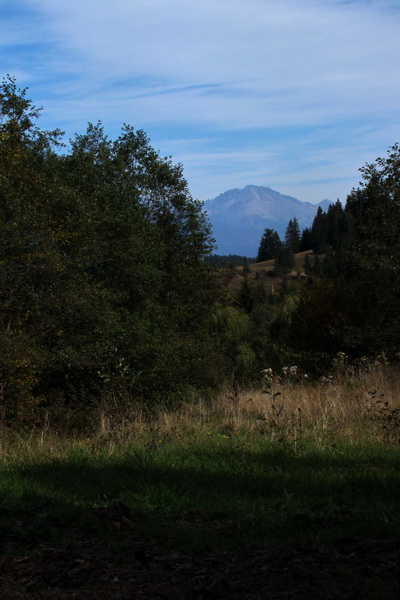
[256, 228, 282, 262]
[299, 227, 313, 252]
[284, 218, 300, 253]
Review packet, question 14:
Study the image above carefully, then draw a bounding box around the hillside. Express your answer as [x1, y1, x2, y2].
[220, 250, 315, 295]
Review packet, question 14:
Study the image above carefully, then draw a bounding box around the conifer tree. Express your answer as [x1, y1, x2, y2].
[299, 227, 313, 251]
[311, 207, 329, 253]
[256, 228, 282, 262]
[292, 144, 400, 364]
[284, 218, 300, 253]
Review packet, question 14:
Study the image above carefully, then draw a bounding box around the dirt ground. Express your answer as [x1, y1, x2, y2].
[1, 533, 399, 600]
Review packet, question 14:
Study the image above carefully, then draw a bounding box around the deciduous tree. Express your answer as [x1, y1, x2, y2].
[0, 76, 221, 421]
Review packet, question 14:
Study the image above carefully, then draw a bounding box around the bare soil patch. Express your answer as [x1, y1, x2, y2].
[1, 533, 399, 599]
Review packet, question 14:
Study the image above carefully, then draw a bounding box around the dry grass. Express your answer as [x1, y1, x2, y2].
[1, 363, 399, 459]
[88, 362, 400, 450]
[225, 250, 314, 294]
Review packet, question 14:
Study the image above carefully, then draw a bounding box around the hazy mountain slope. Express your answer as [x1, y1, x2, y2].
[203, 185, 331, 256]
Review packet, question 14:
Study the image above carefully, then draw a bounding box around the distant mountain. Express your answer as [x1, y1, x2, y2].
[203, 185, 332, 256]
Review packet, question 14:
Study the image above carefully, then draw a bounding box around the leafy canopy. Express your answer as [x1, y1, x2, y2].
[0, 76, 221, 420]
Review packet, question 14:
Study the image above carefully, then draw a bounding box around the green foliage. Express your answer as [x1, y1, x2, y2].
[256, 228, 282, 262]
[304, 201, 352, 255]
[212, 306, 256, 381]
[290, 278, 348, 358]
[303, 253, 313, 275]
[338, 145, 400, 357]
[236, 272, 254, 313]
[284, 217, 300, 253]
[0, 77, 222, 419]
[310, 206, 329, 253]
[299, 227, 313, 251]
[273, 247, 295, 276]
[291, 144, 400, 369]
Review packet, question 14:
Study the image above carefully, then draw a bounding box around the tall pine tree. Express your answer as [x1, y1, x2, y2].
[256, 228, 282, 262]
[284, 218, 300, 253]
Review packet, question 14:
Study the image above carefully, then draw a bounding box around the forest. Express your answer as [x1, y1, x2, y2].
[1, 75, 400, 425]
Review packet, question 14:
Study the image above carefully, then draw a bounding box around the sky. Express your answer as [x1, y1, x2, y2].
[1, 0, 400, 204]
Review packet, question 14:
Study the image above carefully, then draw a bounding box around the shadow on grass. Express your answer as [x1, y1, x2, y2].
[2, 443, 400, 547]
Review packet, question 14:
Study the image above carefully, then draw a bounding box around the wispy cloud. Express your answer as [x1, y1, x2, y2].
[1, 0, 400, 203]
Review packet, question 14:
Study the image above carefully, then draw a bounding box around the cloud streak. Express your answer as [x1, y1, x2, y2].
[1, 0, 400, 203]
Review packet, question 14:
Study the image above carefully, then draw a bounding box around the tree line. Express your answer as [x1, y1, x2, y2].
[291, 148, 400, 366]
[253, 146, 400, 373]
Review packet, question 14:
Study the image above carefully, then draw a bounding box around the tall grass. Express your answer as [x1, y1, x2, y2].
[86, 361, 400, 448]
[1, 363, 400, 549]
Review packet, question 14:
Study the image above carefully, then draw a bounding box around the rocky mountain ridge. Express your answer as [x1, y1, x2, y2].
[203, 185, 332, 256]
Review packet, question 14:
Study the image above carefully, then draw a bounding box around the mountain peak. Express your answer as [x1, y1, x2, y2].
[203, 185, 332, 256]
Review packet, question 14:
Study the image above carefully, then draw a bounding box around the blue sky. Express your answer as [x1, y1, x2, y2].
[1, 0, 400, 204]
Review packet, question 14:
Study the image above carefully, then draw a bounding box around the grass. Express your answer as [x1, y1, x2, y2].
[2, 438, 400, 550]
[1, 362, 400, 551]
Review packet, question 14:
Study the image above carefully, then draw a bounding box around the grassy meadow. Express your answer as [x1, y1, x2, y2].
[1, 362, 400, 551]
